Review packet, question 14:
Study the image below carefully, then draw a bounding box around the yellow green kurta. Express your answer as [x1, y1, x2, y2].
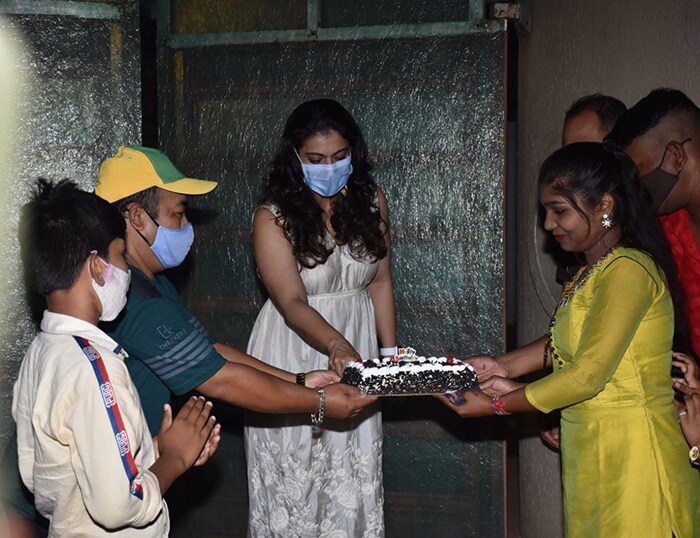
[526, 247, 700, 537]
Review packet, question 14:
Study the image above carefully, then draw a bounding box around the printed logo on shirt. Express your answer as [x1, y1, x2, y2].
[83, 345, 100, 362]
[157, 324, 175, 339]
[116, 430, 130, 457]
[156, 324, 186, 350]
[100, 381, 116, 408]
[130, 481, 144, 498]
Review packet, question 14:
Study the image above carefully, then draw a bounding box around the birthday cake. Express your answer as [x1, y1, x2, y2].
[340, 347, 479, 396]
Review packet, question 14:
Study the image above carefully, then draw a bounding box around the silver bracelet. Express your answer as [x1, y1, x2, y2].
[311, 387, 325, 426]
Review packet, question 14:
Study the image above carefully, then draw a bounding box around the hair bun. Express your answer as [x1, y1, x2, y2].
[602, 136, 622, 153]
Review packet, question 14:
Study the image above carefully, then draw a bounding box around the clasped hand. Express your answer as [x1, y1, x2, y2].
[154, 396, 220, 470]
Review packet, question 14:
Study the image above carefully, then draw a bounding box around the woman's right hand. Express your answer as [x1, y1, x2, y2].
[465, 355, 509, 381]
[324, 383, 377, 418]
[327, 339, 361, 376]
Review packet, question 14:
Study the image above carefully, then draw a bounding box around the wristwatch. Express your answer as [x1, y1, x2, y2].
[689, 446, 700, 464]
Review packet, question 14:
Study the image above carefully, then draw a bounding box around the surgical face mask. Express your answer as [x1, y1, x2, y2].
[91, 257, 131, 321]
[295, 150, 353, 198]
[137, 210, 195, 269]
[639, 137, 691, 212]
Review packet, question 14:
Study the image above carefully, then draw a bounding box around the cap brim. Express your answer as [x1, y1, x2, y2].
[157, 177, 218, 196]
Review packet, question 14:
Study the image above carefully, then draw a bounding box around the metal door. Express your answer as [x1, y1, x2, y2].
[157, 1, 506, 535]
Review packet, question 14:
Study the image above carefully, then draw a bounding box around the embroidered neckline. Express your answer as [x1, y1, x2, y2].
[544, 247, 618, 369]
[558, 247, 617, 309]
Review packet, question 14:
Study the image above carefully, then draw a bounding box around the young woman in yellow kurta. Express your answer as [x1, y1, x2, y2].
[440, 142, 700, 537]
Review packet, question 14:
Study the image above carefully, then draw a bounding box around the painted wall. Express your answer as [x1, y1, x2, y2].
[517, 1, 700, 536]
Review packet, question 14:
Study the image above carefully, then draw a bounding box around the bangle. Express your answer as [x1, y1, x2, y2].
[491, 395, 511, 416]
[311, 387, 325, 426]
[296, 372, 306, 386]
[380, 346, 398, 357]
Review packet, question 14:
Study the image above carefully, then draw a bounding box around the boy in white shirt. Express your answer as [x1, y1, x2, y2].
[12, 179, 219, 536]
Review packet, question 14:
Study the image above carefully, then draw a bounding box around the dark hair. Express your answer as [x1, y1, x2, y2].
[608, 88, 700, 148]
[261, 99, 387, 268]
[20, 178, 126, 295]
[565, 93, 627, 132]
[114, 186, 160, 216]
[539, 142, 688, 350]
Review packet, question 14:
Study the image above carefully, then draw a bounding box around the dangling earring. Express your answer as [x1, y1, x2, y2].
[602, 213, 612, 228]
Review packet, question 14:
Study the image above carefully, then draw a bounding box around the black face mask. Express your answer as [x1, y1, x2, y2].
[638, 137, 691, 212]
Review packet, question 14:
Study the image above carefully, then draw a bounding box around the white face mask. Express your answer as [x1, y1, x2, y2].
[91, 258, 131, 321]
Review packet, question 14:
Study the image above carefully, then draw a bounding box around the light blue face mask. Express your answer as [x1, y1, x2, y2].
[138, 210, 195, 269]
[296, 150, 353, 197]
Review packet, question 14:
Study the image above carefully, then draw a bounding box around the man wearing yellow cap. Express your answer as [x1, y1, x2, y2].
[95, 146, 374, 434]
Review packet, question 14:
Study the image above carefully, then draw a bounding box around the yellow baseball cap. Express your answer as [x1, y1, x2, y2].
[95, 145, 218, 203]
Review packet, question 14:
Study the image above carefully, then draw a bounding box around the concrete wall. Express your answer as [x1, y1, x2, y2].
[517, 1, 700, 536]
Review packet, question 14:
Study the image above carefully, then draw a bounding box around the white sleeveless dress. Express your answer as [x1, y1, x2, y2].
[244, 204, 384, 538]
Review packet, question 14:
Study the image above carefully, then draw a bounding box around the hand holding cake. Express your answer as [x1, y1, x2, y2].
[303, 369, 341, 387]
[464, 355, 509, 381]
[479, 376, 525, 397]
[327, 338, 362, 376]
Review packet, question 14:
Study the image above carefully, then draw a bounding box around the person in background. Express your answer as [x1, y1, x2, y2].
[13, 179, 219, 536]
[556, 94, 628, 283]
[562, 93, 627, 146]
[608, 88, 699, 357]
[245, 99, 396, 537]
[442, 143, 699, 537]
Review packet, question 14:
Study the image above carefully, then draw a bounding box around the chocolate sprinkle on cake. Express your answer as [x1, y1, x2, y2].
[340, 347, 478, 396]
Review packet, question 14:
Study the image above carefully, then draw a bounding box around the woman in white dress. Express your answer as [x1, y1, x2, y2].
[244, 99, 396, 538]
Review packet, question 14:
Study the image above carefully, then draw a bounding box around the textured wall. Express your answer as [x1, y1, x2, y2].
[0, 2, 141, 451]
[517, 1, 700, 536]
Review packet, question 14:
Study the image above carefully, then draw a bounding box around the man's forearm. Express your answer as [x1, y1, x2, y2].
[213, 342, 296, 383]
[197, 361, 318, 413]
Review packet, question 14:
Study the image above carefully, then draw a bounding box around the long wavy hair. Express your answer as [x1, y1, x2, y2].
[261, 99, 387, 268]
[538, 142, 689, 351]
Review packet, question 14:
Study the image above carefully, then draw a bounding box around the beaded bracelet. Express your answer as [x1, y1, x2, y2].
[491, 395, 511, 416]
[311, 387, 326, 426]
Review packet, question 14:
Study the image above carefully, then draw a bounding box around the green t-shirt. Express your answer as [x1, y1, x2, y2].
[109, 267, 226, 434]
